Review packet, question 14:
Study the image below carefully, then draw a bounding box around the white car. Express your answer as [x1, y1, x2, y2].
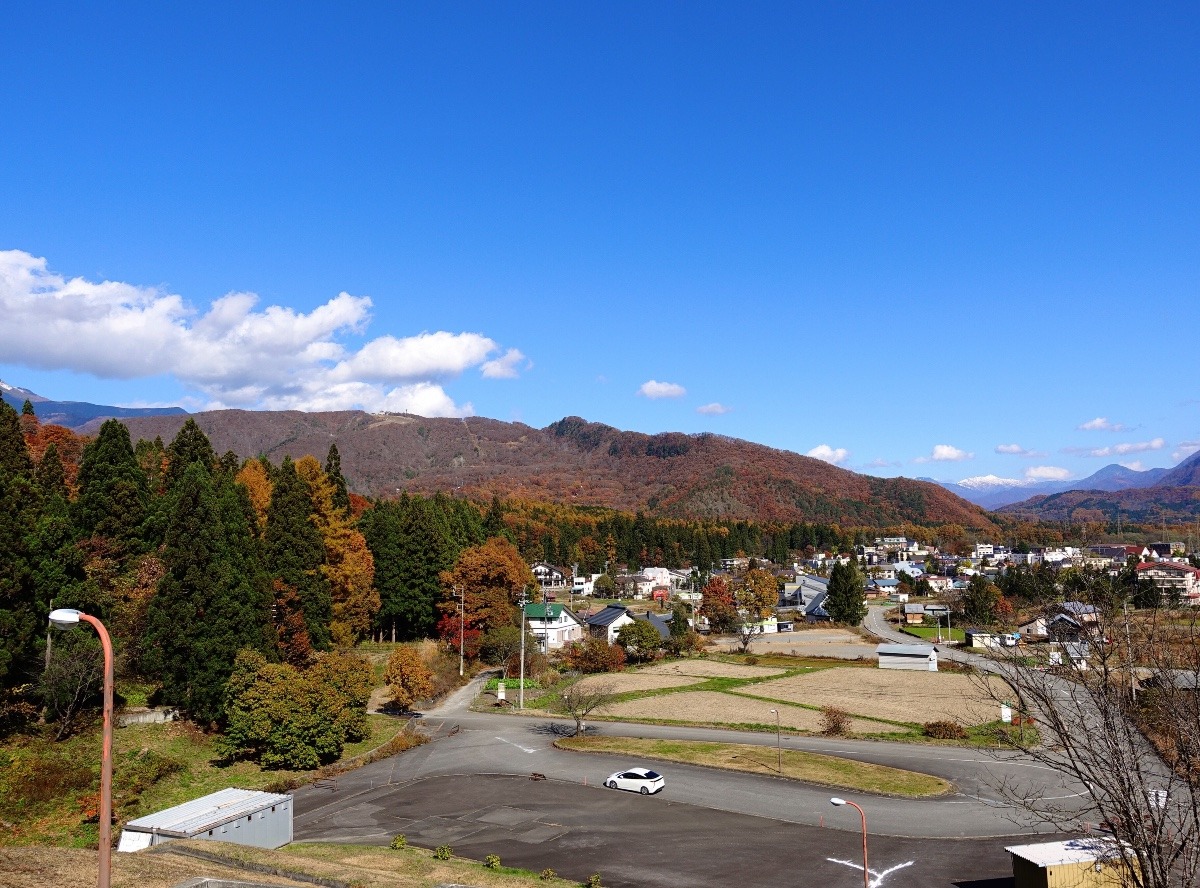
[605, 767, 665, 795]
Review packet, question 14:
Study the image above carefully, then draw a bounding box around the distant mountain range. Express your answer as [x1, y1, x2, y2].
[82, 409, 997, 529]
[926, 463, 1171, 510]
[0, 379, 186, 427]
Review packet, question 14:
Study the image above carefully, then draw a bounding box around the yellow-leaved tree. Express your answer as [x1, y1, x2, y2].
[296, 456, 379, 645]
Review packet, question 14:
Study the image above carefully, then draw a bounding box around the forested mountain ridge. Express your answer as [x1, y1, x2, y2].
[96, 410, 995, 529]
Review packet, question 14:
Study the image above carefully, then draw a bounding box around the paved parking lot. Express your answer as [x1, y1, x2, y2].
[296, 773, 1020, 888]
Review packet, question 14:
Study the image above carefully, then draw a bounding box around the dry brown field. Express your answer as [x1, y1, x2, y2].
[749, 669, 1004, 725]
[575, 673, 706, 693]
[599, 690, 883, 732]
[637, 660, 786, 679]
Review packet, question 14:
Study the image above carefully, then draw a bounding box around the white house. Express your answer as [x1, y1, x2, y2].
[585, 605, 636, 644]
[531, 562, 570, 589]
[523, 603, 586, 651]
[1137, 561, 1200, 605]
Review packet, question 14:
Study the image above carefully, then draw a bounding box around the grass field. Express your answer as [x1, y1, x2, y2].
[903, 626, 966, 642]
[556, 735, 951, 797]
[0, 714, 410, 848]
[0, 840, 581, 888]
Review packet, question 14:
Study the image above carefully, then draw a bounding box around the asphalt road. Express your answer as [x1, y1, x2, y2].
[291, 658, 1091, 887]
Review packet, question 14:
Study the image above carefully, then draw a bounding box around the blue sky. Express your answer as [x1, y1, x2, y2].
[1, 3, 1197, 483]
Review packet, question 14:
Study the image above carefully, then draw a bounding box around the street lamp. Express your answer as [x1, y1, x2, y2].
[452, 587, 464, 677]
[768, 708, 781, 773]
[518, 587, 529, 710]
[50, 608, 114, 888]
[830, 797, 869, 888]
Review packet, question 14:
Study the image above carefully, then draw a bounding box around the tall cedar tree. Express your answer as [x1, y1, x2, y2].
[826, 560, 867, 625]
[142, 463, 270, 723]
[73, 419, 150, 548]
[0, 402, 39, 689]
[35, 442, 69, 500]
[164, 418, 217, 489]
[360, 496, 454, 640]
[324, 444, 351, 515]
[264, 457, 332, 649]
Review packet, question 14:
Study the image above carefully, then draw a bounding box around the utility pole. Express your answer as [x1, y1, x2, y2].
[518, 586, 529, 710]
[453, 586, 464, 677]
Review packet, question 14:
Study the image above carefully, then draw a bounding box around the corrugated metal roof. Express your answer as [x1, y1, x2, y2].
[876, 643, 936, 656]
[124, 788, 290, 837]
[1005, 838, 1121, 867]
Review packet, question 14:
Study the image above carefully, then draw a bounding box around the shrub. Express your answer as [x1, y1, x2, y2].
[389, 834, 407, 850]
[433, 845, 452, 860]
[562, 637, 626, 674]
[923, 720, 968, 740]
[383, 646, 435, 711]
[819, 706, 851, 737]
[586, 874, 603, 888]
[540, 868, 557, 881]
[485, 854, 501, 869]
[744, 655, 759, 666]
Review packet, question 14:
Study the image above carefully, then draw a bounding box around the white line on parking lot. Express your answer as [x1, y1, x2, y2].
[495, 736, 538, 753]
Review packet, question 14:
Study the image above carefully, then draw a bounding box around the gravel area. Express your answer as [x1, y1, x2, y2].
[638, 660, 787, 679]
[749, 669, 1004, 725]
[600, 690, 881, 732]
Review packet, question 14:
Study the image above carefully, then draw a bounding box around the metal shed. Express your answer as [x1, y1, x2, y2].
[1006, 838, 1131, 888]
[876, 643, 938, 671]
[117, 788, 292, 852]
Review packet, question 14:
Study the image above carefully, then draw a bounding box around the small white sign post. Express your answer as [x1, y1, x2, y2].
[496, 680, 506, 702]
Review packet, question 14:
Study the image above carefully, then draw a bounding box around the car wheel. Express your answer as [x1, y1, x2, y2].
[606, 780, 617, 789]
[640, 786, 649, 795]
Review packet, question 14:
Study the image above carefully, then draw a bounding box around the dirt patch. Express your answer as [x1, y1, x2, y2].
[638, 660, 787, 679]
[750, 668, 1004, 725]
[575, 673, 706, 693]
[600, 690, 881, 732]
[0, 846, 308, 888]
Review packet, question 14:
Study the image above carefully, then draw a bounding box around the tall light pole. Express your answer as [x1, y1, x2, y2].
[50, 608, 113, 888]
[518, 586, 529, 710]
[830, 797, 869, 888]
[453, 586, 464, 677]
[769, 708, 781, 773]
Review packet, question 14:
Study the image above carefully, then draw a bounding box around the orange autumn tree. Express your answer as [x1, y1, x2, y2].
[235, 458, 273, 529]
[296, 456, 378, 645]
[438, 537, 536, 658]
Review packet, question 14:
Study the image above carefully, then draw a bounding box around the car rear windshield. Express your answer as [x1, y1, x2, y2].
[644, 771, 661, 779]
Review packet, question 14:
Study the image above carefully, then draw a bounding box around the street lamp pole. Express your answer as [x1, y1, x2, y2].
[518, 587, 529, 710]
[453, 586, 464, 677]
[50, 608, 113, 888]
[769, 708, 781, 773]
[830, 797, 869, 888]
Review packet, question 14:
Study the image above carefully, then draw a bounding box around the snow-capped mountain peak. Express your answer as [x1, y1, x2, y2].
[954, 474, 1036, 491]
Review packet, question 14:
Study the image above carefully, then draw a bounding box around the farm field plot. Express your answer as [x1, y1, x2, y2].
[638, 660, 786, 679]
[749, 669, 1004, 725]
[576, 673, 706, 693]
[600, 690, 883, 732]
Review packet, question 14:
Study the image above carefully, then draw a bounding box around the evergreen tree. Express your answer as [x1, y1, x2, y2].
[0, 471, 38, 690]
[0, 401, 33, 480]
[35, 442, 69, 500]
[826, 560, 867, 625]
[142, 463, 270, 723]
[324, 444, 351, 515]
[73, 419, 149, 546]
[164, 418, 217, 489]
[483, 495, 506, 539]
[264, 457, 331, 649]
[218, 450, 240, 476]
[361, 497, 453, 640]
[20, 400, 34, 416]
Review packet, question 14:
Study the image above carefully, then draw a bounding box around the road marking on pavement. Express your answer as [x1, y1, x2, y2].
[827, 858, 914, 887]
[495, 736, 538, 753]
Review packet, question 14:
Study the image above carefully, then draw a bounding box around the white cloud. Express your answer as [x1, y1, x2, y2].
[637, 379, 686, 399]
[696, 402, 730, 415]
[864, 458, 901, 469]
[1119, 460, 1146, 472]
[1078, 417, 1128, 432]
[481, 348, 529, 379]
[807, 444, 849, 465]
[1066, 437, 1166, 458]
[0, 249, 526, 417]
[1025, 465, 1071, 481]
[927, 444, 974, 462]
[995, 443, 1045, 457]
[1173, 440, 1200, 462]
